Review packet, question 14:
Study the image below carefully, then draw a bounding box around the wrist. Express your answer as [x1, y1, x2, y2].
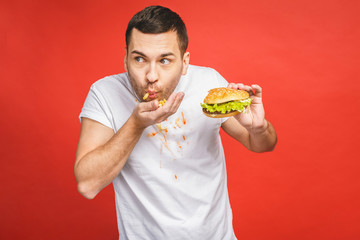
[128, 114, 147, 133]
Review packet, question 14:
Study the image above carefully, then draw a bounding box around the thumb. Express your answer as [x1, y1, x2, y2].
[139, 100, 159, 113]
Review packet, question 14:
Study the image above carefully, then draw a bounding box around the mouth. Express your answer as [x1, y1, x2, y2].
[145, 90, 159, 100]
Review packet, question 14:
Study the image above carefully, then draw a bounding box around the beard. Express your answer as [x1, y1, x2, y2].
[127, 70, 182, 103]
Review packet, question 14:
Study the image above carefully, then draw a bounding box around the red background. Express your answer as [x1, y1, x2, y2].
[1, 0, 360, 239]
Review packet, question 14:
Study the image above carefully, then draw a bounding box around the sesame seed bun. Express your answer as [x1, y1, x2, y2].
[204, 87, 249, 104]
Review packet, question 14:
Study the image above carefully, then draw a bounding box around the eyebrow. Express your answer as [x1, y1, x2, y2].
[131, 50, 175, 58]
[131, 50, 146, 57]
[160, 52, 175, 58]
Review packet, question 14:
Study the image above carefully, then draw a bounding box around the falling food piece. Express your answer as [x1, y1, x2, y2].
[174, 174, 177, 180]
[182, 135, 186, 140]
[143, 93, 149, 100]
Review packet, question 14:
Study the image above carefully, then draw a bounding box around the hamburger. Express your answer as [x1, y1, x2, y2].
[201, 87, 252, 118]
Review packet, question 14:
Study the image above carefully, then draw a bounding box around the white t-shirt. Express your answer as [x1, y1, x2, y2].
[80, 65, 237, 240]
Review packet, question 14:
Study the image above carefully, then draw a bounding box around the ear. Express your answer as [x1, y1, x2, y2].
[124, 47, 128, 72]
[181, 52, 190, 75]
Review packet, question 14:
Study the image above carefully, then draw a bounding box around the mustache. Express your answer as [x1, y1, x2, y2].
[146, 83, 161, 92]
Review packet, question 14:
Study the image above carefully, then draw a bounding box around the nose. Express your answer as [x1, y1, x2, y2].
[146, 63, 159, 83]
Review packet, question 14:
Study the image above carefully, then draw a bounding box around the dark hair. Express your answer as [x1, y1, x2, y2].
[125, 5, 188, 55]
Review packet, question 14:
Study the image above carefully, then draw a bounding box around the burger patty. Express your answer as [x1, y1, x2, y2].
[202, 108, 238, 115]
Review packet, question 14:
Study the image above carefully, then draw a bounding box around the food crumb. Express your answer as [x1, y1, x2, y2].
[175, 118, 181, 128]
[181, 112, 186, 125]
[147, 132, 158, 137]
[156, 123, 167, 131]
[174, 174, 177, 180]
[159, 99, 166, 107]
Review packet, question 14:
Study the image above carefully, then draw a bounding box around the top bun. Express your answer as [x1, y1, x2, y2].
[204, 87, 249, 104]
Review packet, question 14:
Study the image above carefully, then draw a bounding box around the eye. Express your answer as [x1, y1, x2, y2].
[135, 56, 144, 62]
[160, 58, 171, 65]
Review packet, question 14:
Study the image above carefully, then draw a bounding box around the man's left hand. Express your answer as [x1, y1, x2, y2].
[227, 83, 268, 133]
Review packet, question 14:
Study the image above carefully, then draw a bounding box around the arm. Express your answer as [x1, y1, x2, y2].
[221, 83, 277, 153]
[74, 92, 184, 199]
[222, 117, 277, 152]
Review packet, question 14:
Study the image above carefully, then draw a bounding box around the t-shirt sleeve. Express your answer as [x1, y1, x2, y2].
[79, 85, 113, 129]
[213, 69, 229, 88]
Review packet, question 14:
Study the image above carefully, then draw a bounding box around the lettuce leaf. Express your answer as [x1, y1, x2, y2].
[201, 99, 252, 114]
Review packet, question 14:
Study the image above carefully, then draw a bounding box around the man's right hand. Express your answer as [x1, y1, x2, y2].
[75, 91, 184, 199]
[132, 92, 185, 129]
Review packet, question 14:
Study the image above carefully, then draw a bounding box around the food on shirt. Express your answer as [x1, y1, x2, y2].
[175, 118, 181, 128]
[181, 111, 186, 124]
[143, 92, 149, 100]
[201, 87, 252, 118]
[147, 132, 158, 137]
[156, 123, 167, 131]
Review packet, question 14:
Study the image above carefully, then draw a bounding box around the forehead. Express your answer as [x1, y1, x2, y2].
[129, 28, 181, 56]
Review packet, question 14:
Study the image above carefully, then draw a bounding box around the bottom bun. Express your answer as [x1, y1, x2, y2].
[202, 109, 240, 118]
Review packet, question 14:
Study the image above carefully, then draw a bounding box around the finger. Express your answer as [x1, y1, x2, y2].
[251, 84, 262, 98]
[228, 83, 253, 92]
[162, 93, 183, 116]
[138, 99, 159, 113]
[228, 83, 254, 97]
[227, 83, 237, 89]
[242, 85, 253, 93]
[163, 92, 184, 113]
[228, 83, 244, 90]
[234, 83, 245, 90]
[165, 92, 179, 104]
[153, 92, 184, 122]
[169, 92, 185, 112]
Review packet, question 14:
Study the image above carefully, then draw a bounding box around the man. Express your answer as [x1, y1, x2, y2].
[75, 5, 277, 240]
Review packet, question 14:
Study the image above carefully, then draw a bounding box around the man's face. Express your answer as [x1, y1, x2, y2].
[125, 28, 190, 102]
